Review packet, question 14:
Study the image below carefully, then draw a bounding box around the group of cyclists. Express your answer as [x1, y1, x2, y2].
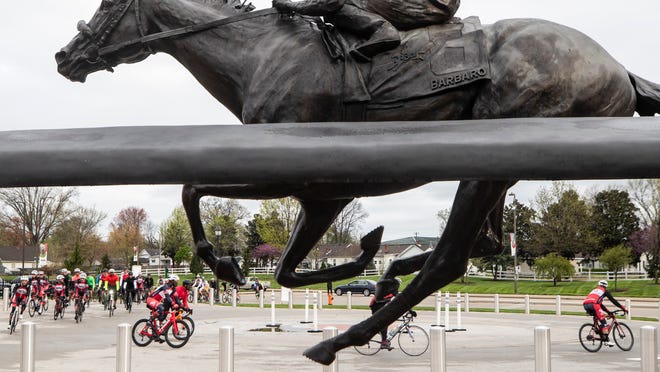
[7, 267, 160, 328]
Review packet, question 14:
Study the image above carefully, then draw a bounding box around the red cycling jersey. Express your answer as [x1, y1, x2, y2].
[174, 285, 190, 310]
[105, 274, 120, 290]
[11, 285, 29, 307]
[73, 281, 89, 299]
[53, 283, 67, 298]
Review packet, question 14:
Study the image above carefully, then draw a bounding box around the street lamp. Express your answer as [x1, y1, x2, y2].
[508, 192, 518, 294]
[214, 226, 222, 256]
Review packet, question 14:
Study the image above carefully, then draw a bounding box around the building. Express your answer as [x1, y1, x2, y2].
[137, 249, 172, 268]
[0, 245, 44, 273]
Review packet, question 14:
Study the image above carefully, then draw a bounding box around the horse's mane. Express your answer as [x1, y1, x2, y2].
[195, 0, 255, 13]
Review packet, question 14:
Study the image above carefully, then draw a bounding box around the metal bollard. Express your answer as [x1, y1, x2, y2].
[465, 292, 470, 313]
[444, 292, 450, 330]
[308, 292, 322, 333]
[301, 289, 311, 323]
[555, 295, 561, 316]
[219, 326, 234, 372]
[288, 290, 293, 309]
[20, 322, 36, 372]
[430, 326, 447, 372]
[347, 291, 352, 310]
[626, 299, 631, 320]
[210, 288, 215, 306]
[641, 326, 658, 372]
[318, 290, 323, 310]
[259, 289, 264, 309]
[455, 292, 465, 331]
[525, 295, 530, 315]
[3, 288, 9, 311]
[534, 326, 551, 372]
[322, 327, 339, 372]
[494, 294, 500, 313]
[193, 288, 198, 305]
[231, 288, 237, 307]
[266, 290, 280, 327]
[116, 323, 132, 372]
[433, 291, 442, 326]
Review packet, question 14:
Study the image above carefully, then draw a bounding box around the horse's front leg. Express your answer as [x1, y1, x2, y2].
[182, 183, 296, 285]
[303, 180, 511, 365]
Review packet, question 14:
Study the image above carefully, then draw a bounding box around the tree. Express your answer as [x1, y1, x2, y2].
[630, 226, 660, 283]
[201, 198, 249, 256]
[530, 183, 597, 259]
[0, 187, 77, 245]
[436, 208, 451, 236]
[627, 180, 660, 283]
[472, 255, 513, 280]
[189, 255, 205, 275]
[253, 243, 281, 267]
[159, 207, 193, 260]
[63, 241, 85, 271]
[534, 253, 575, 286]
[108, 207, 149, 267]
[591, 190, 639, 256]
[100, 253, 112, 271]
[49, 206, 106, 266]
[503, 199, 536, 264]
[242, 216, 265, 274]
[173, 245, 193, 267]
[599, 245, 633, 291]
[324, 199, 368, 244]
[257, 198, 300, 247]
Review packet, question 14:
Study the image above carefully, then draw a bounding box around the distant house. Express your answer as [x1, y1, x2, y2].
[0, 245, 44, 273]
[374, 237, 438, 272]
[306, 243, 363, 269]
[138, 249, 172, 268]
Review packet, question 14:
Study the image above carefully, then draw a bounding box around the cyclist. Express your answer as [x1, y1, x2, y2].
[583, 280, 628, 334]
[8, 276, 30, 328]
[104, 268, 120, 309]
[28, 270, 42, 314]
[53, 275, 68, 305]
[135, 273, 145, 301]
[98, 269, 108, 303]
[370, 278, 401, 349]
[85, 272, 95, 302]
[72, 273, 89, 321]
[122, 271, 137, 307]
[37, 271, 50, 301]
[251, 278, 264, 297]
[152, 275, 183, 323]
[174, 279, 193, 314]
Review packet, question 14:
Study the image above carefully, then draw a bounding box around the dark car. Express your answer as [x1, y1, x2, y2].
[333, 279, 377, 296]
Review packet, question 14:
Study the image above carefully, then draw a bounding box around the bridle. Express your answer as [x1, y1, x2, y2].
[77, 0, 277, 68]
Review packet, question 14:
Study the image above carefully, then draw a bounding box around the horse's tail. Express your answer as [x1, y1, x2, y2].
[629, 72, 660, 116]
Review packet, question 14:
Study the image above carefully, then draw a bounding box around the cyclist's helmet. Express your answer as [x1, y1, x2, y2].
[31, 270, 38, 275]
[169, 274, 180, 282]
[79, 273, 87, 279]
[182, 280, 192, 287]
[109, 268, 115, 273]
[38, 271, 44, 275]
[598, 280, 608, 288]
[74, 268, 80, 273]
[20, 276, 29, 283]
[56, 275, 64, 281]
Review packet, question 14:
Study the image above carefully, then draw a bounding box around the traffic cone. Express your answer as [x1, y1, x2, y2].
[328, 293, 333, 306]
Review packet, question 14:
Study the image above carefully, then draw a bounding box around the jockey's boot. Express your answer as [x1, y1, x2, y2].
[350, 24, 400, 62]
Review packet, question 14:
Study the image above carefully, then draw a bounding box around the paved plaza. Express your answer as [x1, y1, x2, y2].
[1, 294, 659, 372]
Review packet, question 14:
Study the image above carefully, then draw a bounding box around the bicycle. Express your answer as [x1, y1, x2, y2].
[27, 295, 41, 317]
[8, 302, 25, 335]
[131, 309, 192, 348]
[53, 296, 66, 320]
[125, 291, 133, 313]
[74, 297, 85, 323]
[354, 310, 429, 356]
[108, 289, 116, 317]
[579, 310, 634, 352]
[221, 289, 240, 304]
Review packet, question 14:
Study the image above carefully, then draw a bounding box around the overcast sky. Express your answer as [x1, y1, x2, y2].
[1, 1, 658, 240]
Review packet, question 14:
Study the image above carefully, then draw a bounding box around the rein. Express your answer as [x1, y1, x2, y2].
[98, 6, 279, 56]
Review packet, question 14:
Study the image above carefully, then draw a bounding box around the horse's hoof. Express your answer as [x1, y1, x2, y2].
[360, 226, 383, 255]
[215, 256, 246, 285]
[303, 342, 336, 365]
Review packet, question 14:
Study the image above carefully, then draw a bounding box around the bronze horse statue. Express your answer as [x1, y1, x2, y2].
[56, 0, 660, 364]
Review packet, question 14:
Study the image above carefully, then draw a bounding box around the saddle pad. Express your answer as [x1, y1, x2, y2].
[361, 16, 490, 104]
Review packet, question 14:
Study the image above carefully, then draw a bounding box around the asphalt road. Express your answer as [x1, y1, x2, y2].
[1, 295, 658, 372]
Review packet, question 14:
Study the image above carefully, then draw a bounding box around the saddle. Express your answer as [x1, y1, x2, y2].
[320, 17, 491, 116]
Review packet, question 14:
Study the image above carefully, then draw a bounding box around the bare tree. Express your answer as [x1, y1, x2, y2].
[436, 208, 451, 236]
[0, 187, 77, 245]
[49, 206, 106, 265]
[108, 207, 149, 267]
[324, 199, 368, 244]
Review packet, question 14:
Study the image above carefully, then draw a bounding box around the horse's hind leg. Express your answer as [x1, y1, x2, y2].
[276, 198, 384, 287]
[303, 180, 510, 365]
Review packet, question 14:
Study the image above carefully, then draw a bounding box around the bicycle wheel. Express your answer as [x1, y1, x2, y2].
[398, 325, 429, 356]
[165, 320, 191, 348]
[28, 300, 36, 317]
[612, 322, 634, 351]
[54, 301, 60, 320]
[579, 323, 603, 352]
[183, 315, 195, 336]
[132, 319, 154, 347]
[354, 339, 381, 356]
[59, 300, 65, 319]
[42, 298, 48, 312]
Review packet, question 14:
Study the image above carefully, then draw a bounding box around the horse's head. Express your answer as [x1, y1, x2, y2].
[56, 0, 152, 82]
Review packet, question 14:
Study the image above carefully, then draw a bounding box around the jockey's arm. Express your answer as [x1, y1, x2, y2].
[272, 0, 345, 16]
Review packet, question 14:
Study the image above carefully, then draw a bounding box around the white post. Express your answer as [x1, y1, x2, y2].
[434, 291, 442, 326]
[347, 291, 352, 310]
[641, 326, 658, 372]
[3, 288, 9, 311]
[525, 295, 530, 315]
[444, 292, 450, 330]
[288, 290, 293, 309]
[555, 295, 561, 316]
[193, 289, 199, 305]
[465, 293, 470, 313]
[219, 326, 234, 372]
[116, 323, 132, 372]
[455, 292, 465, 331]
[210, 288, 215, 306]
[259, 289, 264, 309]
[626, 299, 631, 320]
[494, 294, 500, 314]
[231, 288, 237, 307]
[266, 290, 279, 327]
[308, 292, 321, 333]
[302, 289, 311, 323]
[430, 326, 447, 372]
[534, 326, 551, 372]
[318, 290, 323, 310]
[322, 328, 339, 372]
[20, 322, 36, 372]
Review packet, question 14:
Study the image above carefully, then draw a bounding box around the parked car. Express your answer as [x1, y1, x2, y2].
[239, 277, 271, 291]
[333, 279, 377, 296]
